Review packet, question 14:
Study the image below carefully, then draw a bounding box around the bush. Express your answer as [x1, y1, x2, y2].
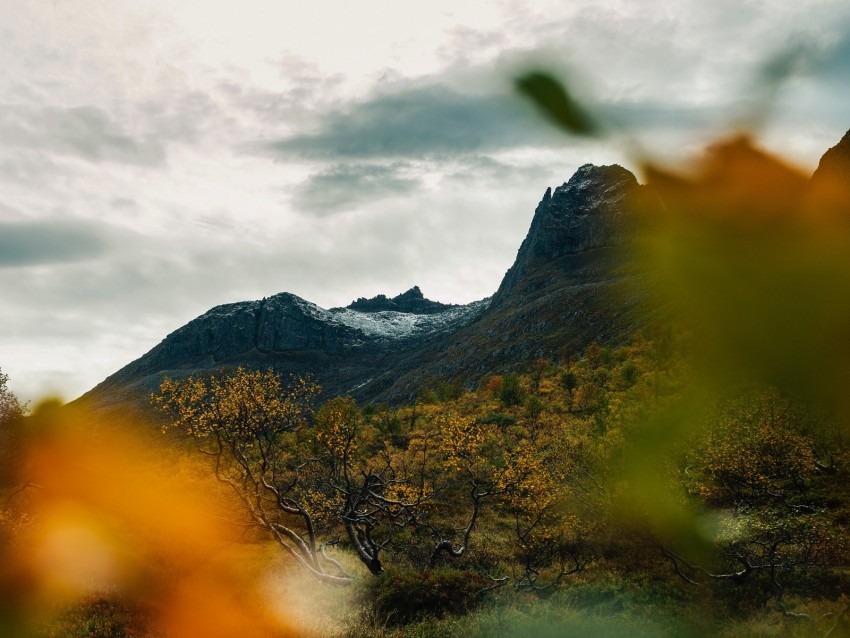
[499, 373, 524, 407]
[560, 371, 578, 391]
[484, 375, 504, 396]
[436, 380, 465, 402]
[354, 568, 489, 625]
[618, 360, 639, 388]
[477, 412, 517, 427]
[45, 595, 156, 638]
[524, 395, 545, 422]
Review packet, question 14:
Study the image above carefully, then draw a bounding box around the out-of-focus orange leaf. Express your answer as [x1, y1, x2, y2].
[0, 400, 302, 637]
[637, 136, 850, 412]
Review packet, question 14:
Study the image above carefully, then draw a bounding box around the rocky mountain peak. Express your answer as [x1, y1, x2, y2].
[76, 131, 850, 414]
[344, 286, 455, 315]
[397, 285, 424, 301]
[525, 163, 638, 261]
[492, 163, 641, 304]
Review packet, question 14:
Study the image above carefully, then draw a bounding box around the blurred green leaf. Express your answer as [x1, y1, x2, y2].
[515, 71, 600, 137]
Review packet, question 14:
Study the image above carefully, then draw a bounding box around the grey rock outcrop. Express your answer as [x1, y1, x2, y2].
[345, 286, 456, 314]
[122, 293, 360, 375]
[493, 164, 640, 306]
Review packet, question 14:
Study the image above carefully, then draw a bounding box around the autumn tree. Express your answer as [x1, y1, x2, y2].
[154, 371, 492, 582]
[0, 368, 29, 498]
[666, 389, 843, 614]
[0, 368, 32, 554]
[499, 373, 524, 407]
[0, 368, 25, 426]
[153, 369, 360, 584]
[302, 396, 434, 575]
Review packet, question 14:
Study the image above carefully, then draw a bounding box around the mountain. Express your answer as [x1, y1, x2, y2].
[812, 129, 850, 185]
[346, 286, 456, 314]
[364, 164, 649, 401]
[78, 162, 649, 413]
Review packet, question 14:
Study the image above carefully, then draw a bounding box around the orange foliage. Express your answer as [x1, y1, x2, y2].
[484, 375, 503, 396]
[0, 401, 302, 637]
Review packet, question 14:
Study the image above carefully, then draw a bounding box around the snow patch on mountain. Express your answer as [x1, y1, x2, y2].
[330, 300, 490, 340]
[287, 294, 490, 341]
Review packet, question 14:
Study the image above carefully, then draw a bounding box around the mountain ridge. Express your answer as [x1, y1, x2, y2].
[77, 162, 654, 412]
[343, 285, 457, 315]
[83, 130, 850, 414]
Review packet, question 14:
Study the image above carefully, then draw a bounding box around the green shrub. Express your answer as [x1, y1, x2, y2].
[499, 373, 524, 407]
[618, 360, 639, 388]
[436, 379, 465, 402]
[524, 395, 545, 421]
[560, 371, 578, 391]
[477, 412, 517, 427]
[361, 403, 379, 419]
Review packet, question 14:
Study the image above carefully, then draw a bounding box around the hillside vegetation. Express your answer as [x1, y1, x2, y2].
[5, 321, 850, 637]
[148, 331, 850, 637]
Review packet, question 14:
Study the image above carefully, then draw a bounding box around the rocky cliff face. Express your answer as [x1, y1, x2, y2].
[362, 165, 647, 402]
[80, 162, 650, 412]
[87, 287, 490, 408]
[126, 293, 363, 375]
[493, 164, 640, 306]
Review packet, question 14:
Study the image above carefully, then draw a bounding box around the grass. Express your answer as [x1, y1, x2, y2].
[43, 595, 161, 638]
[37, 570, 850, 638]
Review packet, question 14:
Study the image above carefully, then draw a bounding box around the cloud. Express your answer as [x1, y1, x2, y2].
[132, 91, 222, 147]
[0, 220, 110, 267]
[254, 50, 761, 171]
[0, 105, 165, 165]
[596, 100, 718, 132]
[291, 163, 421, 215]
[262, 83, 554, 160]
[436, 154, 562, 189]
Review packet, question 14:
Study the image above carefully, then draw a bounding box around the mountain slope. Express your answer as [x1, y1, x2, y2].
[79, 162, 651, 411]
[359, 164, 648, 402]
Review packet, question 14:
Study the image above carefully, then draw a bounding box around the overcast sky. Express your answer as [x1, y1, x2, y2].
[2, 0, 850, 403]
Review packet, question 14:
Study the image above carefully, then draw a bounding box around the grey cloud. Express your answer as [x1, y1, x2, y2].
[0, 219, 109, 267]
[0, 105, 165, 165]
[818, 31, 850, 77]
[110, 198, 138, 212]
[134, 91, 221, 146]
[0, 151, 69, 186]
[596, 101, 718, 132]
[440, 155, 560, 188]
[257, 56, 748, 169]
[263, 84, 554, 160]
[436, 26, 509, 66]
[779, 28, 850, 80]
[292, 163, 421, 216]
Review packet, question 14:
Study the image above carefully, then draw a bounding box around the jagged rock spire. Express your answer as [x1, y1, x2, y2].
[492, 163, 640, 305]
[346, 286, 455, 314]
